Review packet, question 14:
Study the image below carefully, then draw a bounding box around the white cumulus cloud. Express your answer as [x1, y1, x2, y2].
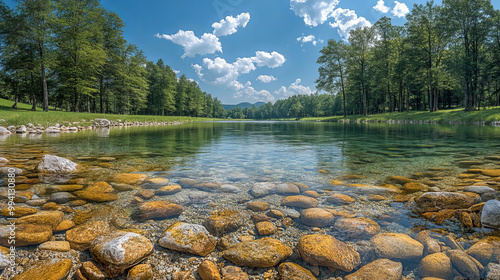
[234, 81, 274, 102]
[297, 34, 323, 46]
[374, 0, 390, 13]
[257, 75, 277, 83]
[193, 51, 285, 90]
[392, 1, 409, 18]
[155, 30, 222, 58]
[212, 13, 251, 37]
[275, 79, 313, 98]
[329, 8, 372, 40]
[251, 51, 286, 68]
[290, 0, 340, 27]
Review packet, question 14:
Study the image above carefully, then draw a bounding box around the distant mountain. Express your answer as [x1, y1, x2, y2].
[223, 102, 266, 110]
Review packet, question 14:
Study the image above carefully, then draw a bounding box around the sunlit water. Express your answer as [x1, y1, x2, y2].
[2, 121, 500, 236]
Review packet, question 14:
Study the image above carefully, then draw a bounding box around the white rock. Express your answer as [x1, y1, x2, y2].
[250, 182, 276, 197]
[0, 167, 23, 175]
[0, 158, 8, 164]
[36, 155, 78, 173]
[481, 199, 500, 229]
[16, 125, 27, 133]
[0, 127, 10, 135]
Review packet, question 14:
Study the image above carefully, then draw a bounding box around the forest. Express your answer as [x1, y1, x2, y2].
[0, 0, 499, 120]
[228, 0, 500, 119]
[0, 0, 226, 118]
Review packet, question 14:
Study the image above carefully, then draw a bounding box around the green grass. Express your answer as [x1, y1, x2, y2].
[300, 107, 500, 124]
[0, 98, 222, 127]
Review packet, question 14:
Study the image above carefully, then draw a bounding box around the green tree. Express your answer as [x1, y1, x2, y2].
[317, 39, 348, 117]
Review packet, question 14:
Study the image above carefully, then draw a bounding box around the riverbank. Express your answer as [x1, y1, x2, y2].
[300, 107, 500, 125]
[0, 98, 222, 129]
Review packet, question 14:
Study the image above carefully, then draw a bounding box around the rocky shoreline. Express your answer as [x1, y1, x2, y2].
[0, 118, 185, 136]
[0, 152, 499, 280]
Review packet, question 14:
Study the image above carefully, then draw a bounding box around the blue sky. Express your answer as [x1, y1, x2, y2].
[5, 0, 500, 104]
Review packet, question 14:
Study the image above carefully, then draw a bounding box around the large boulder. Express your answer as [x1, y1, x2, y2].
[158, 222, 216, 256]
[297, 234, 360, 272]
[414, 192, 478, 213]
[446, 250, 480, 280]
[370, 233, 424, 260]
[481, 199, 500, 229]
[344, 258, 403, 280]
[36, 155, 78, 173]
[90, 231, 153, 278]
[11, 259, 72, 280]
[223, 237, 292, 268]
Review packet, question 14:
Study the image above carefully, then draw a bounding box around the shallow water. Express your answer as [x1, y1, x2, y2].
[2, 121, 500, 278]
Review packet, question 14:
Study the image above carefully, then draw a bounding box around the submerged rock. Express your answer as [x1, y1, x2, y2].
[419, 252, 453, 279]
[203, 210, 245, 237]
[481, 199, 500, 229]
[334, 217, 381, 239]
[223, 237, 292, 268]
[281, 195, 318, 208]
[36, 155, 78, 173]
[466, 236, 500, 265]
[327, 193, 355, 205]
[414, 192, 478, 212]
[90, 231, 153, 277]
[370, 233, 423, 260]
[198, 260, 221, 280]
[66, 220, 112, 251]
[300, 208, 334, 227]
[127, 264, 153, 280]
[11, 258, 72, 280]
[158, 222, 216, 256]
[15, 210, 64, 229]
[344, 258, 402, 280]
[111, 173, 148, 185]
[297, 234, 360, 272]
[138, 201, 183, 219]
[278, 262, 317, 280]
[0, 224, 52, 247]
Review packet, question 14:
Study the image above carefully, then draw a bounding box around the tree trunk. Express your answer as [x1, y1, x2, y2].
[40, 44, 48, 112]
[73, 86, 79, 112]
[12, 94, 18, 109]
[100, 76, 105, 113]
[30, 72, 36, 111]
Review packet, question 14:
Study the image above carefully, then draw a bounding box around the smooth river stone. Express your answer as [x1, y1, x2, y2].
[203, 210, 245, 237]
[138, 201, 183, 219]
[466, 236, 500, 265]
[223, 237, 292, 268]
[90, 231, 153, 278]
[15, 211, 64, 229]
[198, 260, 221, 280]
[446, 250, 480, 280]
[370, 233, 424, 260]
[327, 193, 355, 205]
[419, 252, 453, 279]
[297, 234, 360, 272]
[158, 222, 216, 256]
[111, 173, 148, 185]
[65, 220, 112, 251]
[300, 208, 334, 227]
[36, 155, 77, 173]
[281, 195, 318, 208]
[278, 262, 317, 280]
[344, 258, 403, 280]
[481, 199, 500, 229]
[334, 217, 381, 239]
[0, 224, 52, 247]
[11, 259, 73, 280]
[414, 192, 478, 212]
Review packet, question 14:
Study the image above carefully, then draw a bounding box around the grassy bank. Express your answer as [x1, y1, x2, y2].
[0, 98, 221, 127]
[299, 107, 500, 125]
